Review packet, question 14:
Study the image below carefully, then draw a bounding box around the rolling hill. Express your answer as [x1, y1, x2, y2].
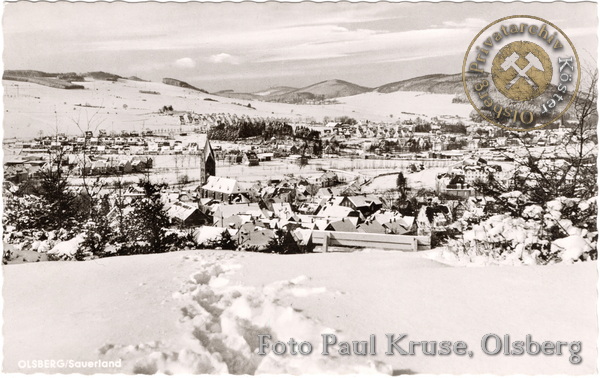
[3, 70, 85, 90]
[217, 76, 468, 103]
[3, 70, 126, 89]
[4, 69, 470, 99]
[162, 78, 208, 93]
[253, 86, 298, 97]
[127, 76, 148, 82]
[281, 79, 372, 99]
[3, 70, 56, 78]
[86, 71, 123, 81]
[376, 73, 465, 94]
[220, 79, 373, 103]
[213, 90, 260, 101]
[3, 70, 210, 94]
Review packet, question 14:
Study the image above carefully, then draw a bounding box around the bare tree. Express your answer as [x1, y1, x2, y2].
[565, 66, 598, 198]
[70, 106, 107, 206]
[471, 64, 598, 261]
[484, 66, 598, 204]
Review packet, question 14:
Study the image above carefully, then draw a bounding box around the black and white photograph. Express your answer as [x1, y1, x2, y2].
[1, 0, 598, 375]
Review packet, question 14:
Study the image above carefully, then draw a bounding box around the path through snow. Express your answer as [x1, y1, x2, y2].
[100, 253, 392, 374]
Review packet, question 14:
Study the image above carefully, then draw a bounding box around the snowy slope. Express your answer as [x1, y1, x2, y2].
[334, 91, 473, 120]
[3, 250, 597, 374]
[3, 79, 472, 139]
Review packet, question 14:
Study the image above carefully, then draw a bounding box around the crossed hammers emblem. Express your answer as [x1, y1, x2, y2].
[500, 52, 545, 90]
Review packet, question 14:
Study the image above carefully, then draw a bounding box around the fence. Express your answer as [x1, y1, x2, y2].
[329, 158, 457, 171]
[311, 231, 431, 252]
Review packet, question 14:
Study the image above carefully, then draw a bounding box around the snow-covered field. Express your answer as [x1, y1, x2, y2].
[362, 168, 449, 193]
[3, 250, 597, 374]
[3, 79, 471, 139]
[335, 91, 473, 120]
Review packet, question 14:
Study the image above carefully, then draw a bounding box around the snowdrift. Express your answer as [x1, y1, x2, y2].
[3, 250, 597, 374]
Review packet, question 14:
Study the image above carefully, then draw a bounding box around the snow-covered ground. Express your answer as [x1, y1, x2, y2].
[3, 79, 471, 139]
[361, 167, 448, 193]
[3, 249, 596, 374]
[335, 91, 473, 120]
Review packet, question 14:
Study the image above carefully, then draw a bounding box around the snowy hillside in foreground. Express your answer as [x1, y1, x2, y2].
[3, 250, 597, 374]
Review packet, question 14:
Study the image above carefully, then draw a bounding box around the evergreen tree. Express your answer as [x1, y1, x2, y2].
[219, 229, 237, 250]
[267, 229, 301, 254]
[396, 172, 407, 201]
[3, 192, 51, 231]
[35, 149, 80, 230]
[126, 180, 171, 254]
[77, 195, 113, 260]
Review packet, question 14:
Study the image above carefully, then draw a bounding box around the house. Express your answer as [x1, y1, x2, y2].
[238, 220, 268, 235]
[4, 164, 29, 183]
[416, 205, 451, 236]
[340, 195, 383, 216]
[340, 195, 369, 214]
[131, 157, 152, 172]
[242, 152, 259, 166]
[116, 159, 133, 174]
[238, 228, 276, 252]
[297, 201, 322, 215]
[161, 189, 196, 204]
[325, 218, 357, 232]
[262, 185, 296, 205]
[357, 220, 386, 234]
[199, 198, 222, 215]
[436, 173, 473, 198]
[201, 176, 246, 203]
[165, 202, 211, 227]
[212, 203, 266, 227]
[229, 193, 252, 204]
[257, 153, 273, 162]
[318, 204, 362, 220]
[90, 160, 109, 175]
[223, 215, 256, 230]
[315, 187, 343, 200]
[368, 209, 414, 235]
[338, 180, 361, 196]
[293, 186, 310, 203]
[272, 203, 299, 222]
[178, 192, 195, 203]
[445, 200, 468, 220]
[317, 171, 338, 188]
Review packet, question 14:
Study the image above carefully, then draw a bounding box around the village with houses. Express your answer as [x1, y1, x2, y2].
[3, 100, 592, 259]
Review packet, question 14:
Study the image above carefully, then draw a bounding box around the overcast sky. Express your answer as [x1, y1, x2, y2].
[3, 1, 597, 93]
